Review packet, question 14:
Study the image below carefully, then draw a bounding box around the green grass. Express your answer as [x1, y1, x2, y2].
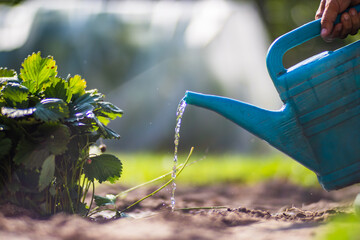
[317, 214, 360, 240]
[113, 151, 319, 187]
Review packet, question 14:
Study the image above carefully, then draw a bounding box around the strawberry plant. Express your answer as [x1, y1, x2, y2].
[0, 52, 123, 216]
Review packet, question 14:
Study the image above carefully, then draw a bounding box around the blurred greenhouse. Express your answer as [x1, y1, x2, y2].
[0, 0, 348, 153]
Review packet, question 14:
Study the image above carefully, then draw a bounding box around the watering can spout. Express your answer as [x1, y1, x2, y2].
[184, 91, 318, 171]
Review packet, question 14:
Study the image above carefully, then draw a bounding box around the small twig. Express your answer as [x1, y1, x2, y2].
[174, 206, 229, 211]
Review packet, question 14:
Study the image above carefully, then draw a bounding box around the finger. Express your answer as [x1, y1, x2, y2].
[326, 23, 343, 42]
[340, 12, 352, 38]
[349, 8, 360, 35]
[320, 0, 354, 39]
[320, 1, 341, 38]
[315, 0, 326, 19]
[349, 0, 360, 8]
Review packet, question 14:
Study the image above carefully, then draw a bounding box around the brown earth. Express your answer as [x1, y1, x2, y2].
[0, 179, 359, 240]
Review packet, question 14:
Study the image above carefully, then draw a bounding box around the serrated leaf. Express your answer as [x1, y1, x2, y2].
[13, 138, 50, 169]
[34, 98, 69, 122]
[0, 68, 18, 84]
[38, 155, 55, 191]
[0, 68, 17, 78]
[1, 107, 36, 118]
[95, 101, 123, 121]
[93, 116, 120, 139]
[1, 82, 29, 108]
[43, 77, 72, 103]
[66, 91, 101, 122]
[67, 104, 94, 122]
[97, 115, 110, 126]
[94, 194, 117, 206]
[84, 154, 122, 183]
[68, 75, 86, 99]
[20, 52, 57, 93]
[72, 91, 102, 106]
[35, 123, 70, 155]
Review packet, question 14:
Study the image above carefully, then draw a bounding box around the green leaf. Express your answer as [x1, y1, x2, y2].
[1, 82, 29, 108]
[34, 98, 69, 122]
[49, 185, 56, 196]
[93, 116, 120, 139]
[94, 194, 117, 206]
[1, 107, 36, 118]
[67, 91, 101, 122]
[68, 75, 86, 99]
[0, 137, 11, 159]
[43, 77, 72, 103]
[35, 123, 70, 155]
[67, 103, 94, 122]
[0, 68, 18, 84]
[0, 68, 17, 78]
[97, 116, 110, 126]
[95, 101, 123, 121]
[72, 91, 102, 106]
[84, 154, 122, 183]
[13, 138, 50, 169]
[20, 52, 57, 93]
[38, 155, 55, 191]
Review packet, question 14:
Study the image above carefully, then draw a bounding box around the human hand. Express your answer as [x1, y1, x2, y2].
[315, 0, 360, 41]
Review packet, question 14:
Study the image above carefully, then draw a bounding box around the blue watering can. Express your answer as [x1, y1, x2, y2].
[184, 6, 360, 191]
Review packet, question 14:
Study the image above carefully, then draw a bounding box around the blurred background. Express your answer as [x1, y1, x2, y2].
[0, 0, 352, 154]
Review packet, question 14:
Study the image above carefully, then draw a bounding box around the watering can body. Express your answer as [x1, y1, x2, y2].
[184, 7, 360, 191]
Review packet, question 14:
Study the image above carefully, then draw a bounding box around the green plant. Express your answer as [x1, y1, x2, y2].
[89, 147, 194, 218]
[0, 52, 123, 216]
[317, 213, 360, 240]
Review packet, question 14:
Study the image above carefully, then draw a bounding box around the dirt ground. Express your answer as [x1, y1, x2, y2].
[0, 179, 359, 240]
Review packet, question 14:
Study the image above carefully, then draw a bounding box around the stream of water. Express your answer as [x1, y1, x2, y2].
[171, 99, 187, 211]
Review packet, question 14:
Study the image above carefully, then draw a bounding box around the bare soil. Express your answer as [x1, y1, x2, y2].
[0, 179, 359, 240]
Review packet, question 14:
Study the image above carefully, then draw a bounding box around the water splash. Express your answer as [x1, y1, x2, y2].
[171, 99, 187, 211]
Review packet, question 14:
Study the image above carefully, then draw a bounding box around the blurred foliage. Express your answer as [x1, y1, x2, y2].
[0, 12, 139, 93]
[0, 0, 23, 5]
[248, 0, 356, 67]
[252, 0, 319, 40]
[317, 213, 360, 240]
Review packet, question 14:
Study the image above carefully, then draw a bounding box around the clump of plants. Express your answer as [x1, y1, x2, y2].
[0, 52, 123, 216]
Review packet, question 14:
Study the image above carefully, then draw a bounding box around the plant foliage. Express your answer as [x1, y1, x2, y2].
[0, 52, 123, 216]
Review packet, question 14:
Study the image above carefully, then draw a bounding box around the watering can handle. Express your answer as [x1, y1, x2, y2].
[266, 4, 360, 81]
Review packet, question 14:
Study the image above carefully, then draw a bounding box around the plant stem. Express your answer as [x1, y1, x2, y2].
[174, 147, 194, 178]
[87, 206, 99, 216]
[86, 181, 95, 216]
[115, 163, 185, 199]
[119, 147, 194, 213]
[82, 179, 91, 203]
[64, 171, 75, 214]
[53, 190, 58, 214]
